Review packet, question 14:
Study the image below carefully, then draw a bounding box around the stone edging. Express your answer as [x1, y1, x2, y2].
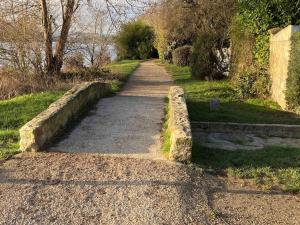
[19, 81, 110, 152]
[168, 86, 192, 163]
[191, 121, 300, 138]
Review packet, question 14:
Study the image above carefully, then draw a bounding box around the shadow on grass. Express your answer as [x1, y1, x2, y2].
[188, 101, 300, 124]
[192, 142, 300, 192]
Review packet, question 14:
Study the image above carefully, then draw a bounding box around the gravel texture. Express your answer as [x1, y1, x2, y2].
[0, 153, 214, 225]
[0, 153, 299, 225]
[50, 61, 172, 159]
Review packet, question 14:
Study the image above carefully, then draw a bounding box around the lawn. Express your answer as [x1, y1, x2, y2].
[193, 143, 300, 193]
[0, 92, 63, 159]
[160, 62, 300, 124]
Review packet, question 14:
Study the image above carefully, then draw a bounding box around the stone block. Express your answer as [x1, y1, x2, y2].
[168, 86, 192, 163]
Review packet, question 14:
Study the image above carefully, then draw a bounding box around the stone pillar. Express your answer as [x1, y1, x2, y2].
[269, 25, 300, 109]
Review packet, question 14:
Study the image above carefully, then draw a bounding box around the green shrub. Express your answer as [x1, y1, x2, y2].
[172, 45, 192, 66]
[230, 0, 300, 98]
[190, 34, 225, 80]
[234, 68, 270, 99]
[115, 20, 156, 60]
[286, 33, 300, 111]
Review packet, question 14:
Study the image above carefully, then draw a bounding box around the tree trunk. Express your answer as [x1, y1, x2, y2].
[40, 0, 77, 75]
[53, 0, 76, 74]
[40, 0, 54, 75]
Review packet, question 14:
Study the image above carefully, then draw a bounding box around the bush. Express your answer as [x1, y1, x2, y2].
[115, 20, 156, 60]
[172, 46, 192, 66]
[64, 52, 85, 71]
[286, 33, 300, 111]
[234, 68, 270, 99]
[190, 34, 226, 80]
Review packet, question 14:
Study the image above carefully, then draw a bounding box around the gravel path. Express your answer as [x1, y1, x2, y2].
[50, 61, 172, 159]
[0, 153, 215, 225]
[0, 61, 299, 224]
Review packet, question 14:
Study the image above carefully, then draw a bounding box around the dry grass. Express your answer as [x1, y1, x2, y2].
[0, 69, 79, 100]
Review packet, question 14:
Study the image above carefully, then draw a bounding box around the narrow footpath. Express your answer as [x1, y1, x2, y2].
[50, 61, 172, 158]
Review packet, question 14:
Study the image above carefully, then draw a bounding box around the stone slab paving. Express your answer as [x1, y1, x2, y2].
[194, 132, 300, 151]
[50, 61, 172, 158]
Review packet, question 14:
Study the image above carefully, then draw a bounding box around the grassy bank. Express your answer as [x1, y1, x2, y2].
[160, 62, 300, 124]
[193, 143, 300, 193]
[0, 92, 63, 159]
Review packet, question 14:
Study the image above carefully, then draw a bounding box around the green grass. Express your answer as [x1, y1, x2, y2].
[161, 98, 171, 157]
[0, 92, 63, 159]
[193, 143, 300, 193]
[106, 60, 141, 93]
[160, 62, 300, 124]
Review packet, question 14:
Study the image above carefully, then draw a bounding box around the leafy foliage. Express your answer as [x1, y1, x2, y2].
[231, 0, 300, 98]
[234, 68, 270, 99]
[190, 34, 226, 80]
[142, 0, 235, 68]
[286, 33, 300, 111]
[172, 46, 192, 66]
[115, 20, 156, 60]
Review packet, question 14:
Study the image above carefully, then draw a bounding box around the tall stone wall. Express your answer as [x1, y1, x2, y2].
[269, 25, 300, 109]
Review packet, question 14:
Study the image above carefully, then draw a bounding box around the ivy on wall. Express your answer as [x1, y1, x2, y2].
[286, 33, 300, 111]
[231, 0, 300, 98]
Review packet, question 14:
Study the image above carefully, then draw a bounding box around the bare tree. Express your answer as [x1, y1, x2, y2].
[40, 0, 81, 75]
[0, 0, 155, 76]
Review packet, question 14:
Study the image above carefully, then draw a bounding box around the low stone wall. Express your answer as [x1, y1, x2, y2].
[20, 82, 110, 152]
[191, 121, 300, 138]
[168, 86, 192, 163]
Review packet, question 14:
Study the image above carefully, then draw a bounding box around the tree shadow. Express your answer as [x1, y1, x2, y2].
[192, 142, 300, 170]
[188, 101, 300, 124]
